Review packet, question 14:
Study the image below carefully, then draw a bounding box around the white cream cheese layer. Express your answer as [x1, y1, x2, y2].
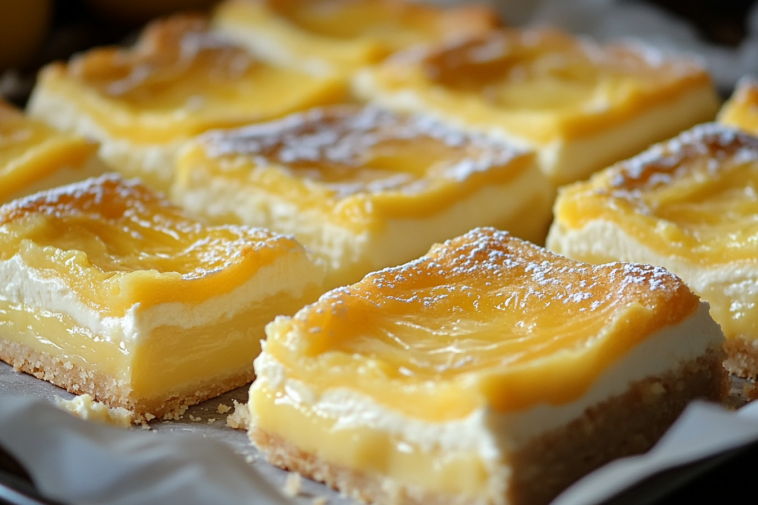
[27, 86, 186, 192]
[0, 252, 322, 345]
[253, 301, 721, 456]
[174, 159, 552, 289]
[353, 72, 719, 185]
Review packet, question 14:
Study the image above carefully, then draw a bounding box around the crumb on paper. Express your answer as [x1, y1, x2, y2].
[282, 472, 302, 498]
[55, 394, 133, 428]
[189, 414, 202, 422]
[144, 413, 155, 422]
[208, 418, 216, 424]
[217, 403, 231, 414]
[140, 423, 151, 430]
[226, 400, 250, 430]
[245, 455, 255, 464]
[162, 404, 188, 421]
[313, 497, 328, 505]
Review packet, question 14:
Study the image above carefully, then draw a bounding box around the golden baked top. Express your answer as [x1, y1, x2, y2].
[360, 28, 716, 142]
[0, 174, 309, 316]
[264, 228, 699, 418]
[34, 14, 346, 143]
[177, 106, 536, 231]
[719, 77, 758, 135]
[212, 0, 500, 74]
[0, 99, 96, 203]
[554, 124, 758, 264]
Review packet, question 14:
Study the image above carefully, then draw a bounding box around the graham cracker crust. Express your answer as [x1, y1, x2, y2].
[249, 348, 726, 505]
[0, 340, 255, 421]
[724, 336, 758, 380]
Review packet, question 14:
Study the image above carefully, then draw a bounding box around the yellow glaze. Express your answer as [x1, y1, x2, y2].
[0, 174, 310, 317]
[365, 29, 718, 143]
[554, 124, 758, 341]
[35, 14, 346, 144]
[719, 77, 758, 135]
[264, 228, 699, 420]
[212, 0, 499, 74]
[175, 106, 535, 234]
[0, 100, 96, 203]
[555, 125, 758, 265]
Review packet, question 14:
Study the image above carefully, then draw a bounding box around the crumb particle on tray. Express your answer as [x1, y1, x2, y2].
[226, 399, 250, 430]
[217, 403, 231, 414]
[55, 394, 133, 428]
[312, 497, 328, 505]
[282, 472, 302, 498]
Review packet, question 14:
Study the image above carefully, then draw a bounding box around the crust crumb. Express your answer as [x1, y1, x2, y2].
[226, 400, 250, 430]
[282, 472, 303, 498]
[312, 497, 328, 505]
[217, 403, 231, 414]
[55, 394, 133, 428]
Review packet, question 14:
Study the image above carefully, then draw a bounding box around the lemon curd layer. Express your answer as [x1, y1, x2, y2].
[719, 77, 758, 135]
[173, 106, 553, 289]
[0, 174, 324, 415]
[212, 0, 499, 76]
[355, 28, 719, 185]
[548, 124, 758, 354]
[251, 228, 724, 503]
[0, 99, 101, 204]
[27, 14, 346, 191]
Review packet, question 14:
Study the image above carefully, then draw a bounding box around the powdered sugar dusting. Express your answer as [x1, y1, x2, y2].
[199, 106, 527, 196]
[608, 123, 758, 194]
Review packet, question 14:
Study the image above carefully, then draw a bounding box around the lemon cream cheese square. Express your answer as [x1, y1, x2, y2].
[249, 228, 725, 505]
[0, 174, 324, 420]
[548, 124, 758, 379]
[211, 0, 500, 76]
[0, 99, 103, 204]
[27, 14, 347, 192]
[172, 105, 553, 290]
[355, 28, 720, 186]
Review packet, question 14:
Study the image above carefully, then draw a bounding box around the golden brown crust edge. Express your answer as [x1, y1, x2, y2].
[0, 340, 255, 421]
[250, 348, 726, 505]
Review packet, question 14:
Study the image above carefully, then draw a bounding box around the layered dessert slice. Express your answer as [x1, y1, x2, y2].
[27, 14, 347, 192]
[211, 0, 499, 76]
[0, 99, 103, 204]
[249, 227, 725, 505]
[0, 174, 323, 419]
[172, 105, 553, 289]
[719, 76, 758, 135]
[548, 124, 758, 379]
[355, 28, 720, 186]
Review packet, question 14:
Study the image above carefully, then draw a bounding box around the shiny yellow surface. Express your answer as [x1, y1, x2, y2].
[554, 124, 758, 341]
[251, 384, 490, 497]
[0, 174, 309, 317]
[555, 125, 758, 264]
[264, 228, 699, 419]
[213, 0, 498, 73]
[366, 29, 717, 142]
[0, 100, 96, 203]
[36, 14, 346, 144]
[175, 106, 535, 233]
[719, 78, 758, 135]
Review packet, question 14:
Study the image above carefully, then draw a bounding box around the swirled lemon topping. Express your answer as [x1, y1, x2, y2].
[0, 174, 308, 316]
[265, 228, 699, 419]
[719, 77, 758, 135]
[33, 14, 346, 144]
[555, 124, 758, 264]
[182, 106, 534, 231]
[212, 0, 499, 74]
[0, 99, 96, 203]
[364, 28, 715, 143]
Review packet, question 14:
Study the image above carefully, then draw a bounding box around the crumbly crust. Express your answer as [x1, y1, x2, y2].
[724, 336, 758, 380]
[250, 348, 726, 505]
[0, 340, 255, 421]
